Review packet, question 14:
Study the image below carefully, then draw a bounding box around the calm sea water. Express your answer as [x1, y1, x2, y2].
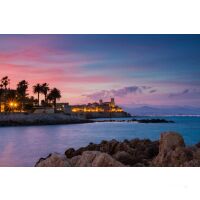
[0, 116, 199, 167]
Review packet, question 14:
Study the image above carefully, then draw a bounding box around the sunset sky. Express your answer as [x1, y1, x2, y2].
[0, 34, 200, 107]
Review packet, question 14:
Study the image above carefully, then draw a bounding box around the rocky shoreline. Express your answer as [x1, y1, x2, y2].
[0, 113, 93, 127]
[35, 132, 200, 167]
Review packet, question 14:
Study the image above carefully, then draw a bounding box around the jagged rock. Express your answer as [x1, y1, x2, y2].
[72, 151, 99, 167]
[70, 151, 124, 167]
[35, 132, 200, 167]
[144, 141, 159, 158]
[182, 159, 200, 167]
[65, 148, 75, 158]
[152, 132, 189, 166]
[35, 153, 71, 167]
[113, 151, 136, 166]
[113, 142, 135, 155]
[159, 132, 185, 151]
[63, 138, 159, 167]
[91, 152, 124, 167]
[70, 155, 82, 166]
[170, 147, 193, 166]
[193, 148, 200, 160]
[99, 139, 119, 154]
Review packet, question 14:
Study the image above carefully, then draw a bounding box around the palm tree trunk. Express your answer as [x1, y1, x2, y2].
[44, 94, 47, 108]
[54, 99, 56, 113]
[38, 92, 40, 106]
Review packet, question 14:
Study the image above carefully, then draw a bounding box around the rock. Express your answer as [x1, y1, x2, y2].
[136, 119, 174, 123]
[195, 142, 200, 148]
[193, 148, 200, 160]
[35, 132, 200, 167]
[70, 151, 124, 167]
[35, 153, 71, 167]
[113, 151, 135, 166]
[91, 152, 124, 167]
[159, 132, 185, 151]
[144, 141, 159, 159]
[113, 142, 135, 155]
[99, 139, 119, 154]
[71, 151, 99, 167]
[182, 159, 200, 167]
[152, 132, 189, 166]
[86, 143, 100, 151]
[65, 148, 75, 158]
[133, 163, 146, 167]
[170, 147, 193, 166]
[69, 155, 82, 166]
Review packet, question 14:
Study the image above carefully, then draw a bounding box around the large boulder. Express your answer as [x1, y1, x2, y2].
[70, 151, 124, 167]
[159, 132, 185, 151]
[35, 153, 71, 167]
[152, 132, 193, 166]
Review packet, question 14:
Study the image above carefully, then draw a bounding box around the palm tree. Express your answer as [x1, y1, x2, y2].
[1, 76, 10, 90]
[1, 76, 10, 111]
[33, 83, 42, 106]
[41, 83, 50, 103]
[47, 88, 61, 112]
[17, 80, 28, 111]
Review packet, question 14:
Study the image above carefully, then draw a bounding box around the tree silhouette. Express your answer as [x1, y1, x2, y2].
[47, 88, 61, 112]
[1, 76, 10, 111]
[17, 80, 28, 111]
[1, 76, 10, 90]
[33, 83, 42, 106]
[41, 83, 50, 104]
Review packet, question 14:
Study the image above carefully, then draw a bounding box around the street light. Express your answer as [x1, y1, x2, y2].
[9, 101, 18, 111]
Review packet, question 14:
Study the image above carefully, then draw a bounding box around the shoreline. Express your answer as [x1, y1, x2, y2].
[0, 113, 176, 127]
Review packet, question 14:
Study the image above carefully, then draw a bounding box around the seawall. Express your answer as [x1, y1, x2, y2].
[0, 113, 93, 126]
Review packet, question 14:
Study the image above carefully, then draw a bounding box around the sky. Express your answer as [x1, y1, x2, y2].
[0, 34, 200, 107]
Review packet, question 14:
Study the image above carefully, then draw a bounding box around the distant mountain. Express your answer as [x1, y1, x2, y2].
[123, 105, 200, 116]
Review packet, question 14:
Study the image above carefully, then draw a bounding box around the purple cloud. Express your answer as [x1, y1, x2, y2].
[169, 89, 190, 97]
[149, 89, 157, 93]
[83, 86, 153, 100]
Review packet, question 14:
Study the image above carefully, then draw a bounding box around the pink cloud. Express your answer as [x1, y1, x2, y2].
[0, 52, 115, 103]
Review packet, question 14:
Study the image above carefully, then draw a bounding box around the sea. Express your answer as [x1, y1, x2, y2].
[0, 116, 199, 166]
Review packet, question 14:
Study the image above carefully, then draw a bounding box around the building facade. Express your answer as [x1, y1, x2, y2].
[71, 98, 123, 113]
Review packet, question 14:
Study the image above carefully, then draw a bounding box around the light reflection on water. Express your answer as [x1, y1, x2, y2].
[0, 116, 199, 166]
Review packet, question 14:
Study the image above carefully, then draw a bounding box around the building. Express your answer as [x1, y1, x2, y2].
[71, 98, 123, 113]
[56, 103, 72, 114]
